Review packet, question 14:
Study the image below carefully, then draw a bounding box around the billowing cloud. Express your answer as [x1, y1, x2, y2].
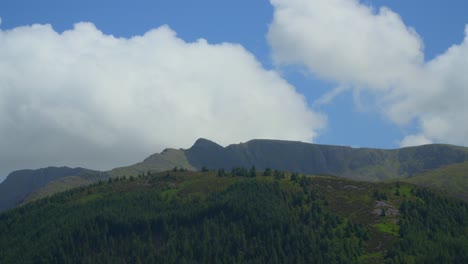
[399, 134, 432, 148]
[0, 21, 324, 176]
[268, 0, 468, 147]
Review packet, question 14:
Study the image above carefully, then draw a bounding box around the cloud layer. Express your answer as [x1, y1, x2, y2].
[0, 21, 324, 175]
[268, 0, 468, 147]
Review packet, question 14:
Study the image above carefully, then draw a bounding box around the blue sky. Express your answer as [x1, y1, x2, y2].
[0, 0, 467, 178]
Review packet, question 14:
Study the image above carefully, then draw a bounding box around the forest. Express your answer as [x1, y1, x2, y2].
[0, 169, 467, 263]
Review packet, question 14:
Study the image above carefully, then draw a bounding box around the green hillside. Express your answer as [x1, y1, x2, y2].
[110, 148, 196, 177]
[1, 170, 466, 263]
[22, 169, 113, 203]
[403, 160, 468, 201]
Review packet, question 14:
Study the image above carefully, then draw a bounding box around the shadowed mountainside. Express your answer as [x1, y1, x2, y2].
[0, 167, 108, 212]
[184, 138, 468, 181]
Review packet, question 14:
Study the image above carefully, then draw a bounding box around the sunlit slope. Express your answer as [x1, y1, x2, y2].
[1, 171, 466, 263]
[403, 160, 468, 201]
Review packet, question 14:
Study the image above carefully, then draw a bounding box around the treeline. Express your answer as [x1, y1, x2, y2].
[210, 165, 296, 180]
[0, 175, 367, 263]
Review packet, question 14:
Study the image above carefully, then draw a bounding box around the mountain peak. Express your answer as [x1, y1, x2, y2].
[191, 138, 223, 149]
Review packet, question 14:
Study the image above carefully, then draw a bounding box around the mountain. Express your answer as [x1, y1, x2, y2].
[0, 167, 108, 212]
[110, 148, 196, 177]
[21, 169, 111, 204]
[2, 138, 468, 212]
[187, 139, 468, 181]
[1, 170, 466, 263]
[1, 139, 467, 261]
[106, 138, 468, 182]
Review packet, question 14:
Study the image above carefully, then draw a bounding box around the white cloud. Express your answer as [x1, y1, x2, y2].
[268, 0, 468, 147]
[400, 134, 432, 148]
[268, 0, 424, 90]
[0, 21, 325, 176]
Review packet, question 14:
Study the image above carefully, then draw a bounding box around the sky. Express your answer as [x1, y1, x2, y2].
[0, 0, 467, 180]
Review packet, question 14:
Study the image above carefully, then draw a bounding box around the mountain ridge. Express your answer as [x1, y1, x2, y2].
[185, 139, 468, 180]
[1, 138, 468, 212]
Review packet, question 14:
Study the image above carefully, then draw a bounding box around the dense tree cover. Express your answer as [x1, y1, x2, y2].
[0, 170, 467, 263]
[263, 168, 272, 176]
[384, 188, 468, 263]
[0, 173, 368, 264]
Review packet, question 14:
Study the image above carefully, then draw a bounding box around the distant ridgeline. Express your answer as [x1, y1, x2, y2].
[111, 138, 468, 181]
[2, 138, 468, 212]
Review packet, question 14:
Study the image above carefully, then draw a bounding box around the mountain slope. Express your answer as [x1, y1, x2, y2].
[0, 148, 192, 212]
[402, 160, 468, 201]
[0, 171, 466, 263]
[21, 170, 111, 204]
[110, 138, 468, 182]
[185, 139, 468, 181]
[0, 167, 107, 212]
[2, 138, 468, 212]
[110, 148, 196, 177]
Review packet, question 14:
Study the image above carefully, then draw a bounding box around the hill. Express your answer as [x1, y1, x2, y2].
[0, 167, 108, 212]
[0, 170, 466, 263]
[2, 138, 468, 212]
[110, 148, 196, 177]
[21, 170, 111, 204]
[402, 160, 468, 201]
[107, 138, 468, 182]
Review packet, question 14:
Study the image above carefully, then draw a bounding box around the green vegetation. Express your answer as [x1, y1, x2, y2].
[23, 176, 91, 203]
[403, 160, 468, 201]
[386, 188, 468, 263]
[0, 169, 466, 263]
[110, 148, 196, 177]
[0, 171, 365, 263]
[374, 221, 399, 236]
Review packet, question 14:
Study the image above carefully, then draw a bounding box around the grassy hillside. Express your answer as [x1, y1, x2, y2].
[22, 176, 93, 204]
[403, 160, 468, 201]
[19, 170, 110, 205]
[1, 170, 466, 263]
[110, 148, 196, 177]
